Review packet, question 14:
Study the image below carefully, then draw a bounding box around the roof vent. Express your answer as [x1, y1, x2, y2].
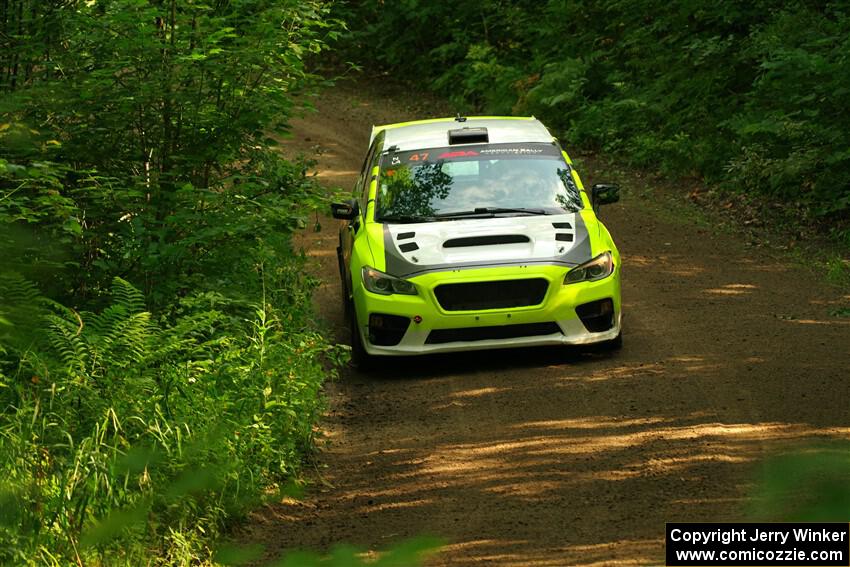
[455, 114, 467, 122]
[448, 127, 488, 145]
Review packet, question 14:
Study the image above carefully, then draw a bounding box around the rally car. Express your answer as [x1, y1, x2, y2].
[332, 116, 622, 367]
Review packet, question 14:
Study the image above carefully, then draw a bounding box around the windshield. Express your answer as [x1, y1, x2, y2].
[375, 143, 584, 222]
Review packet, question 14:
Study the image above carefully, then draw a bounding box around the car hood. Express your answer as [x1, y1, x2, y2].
[381, 213, 593, 278]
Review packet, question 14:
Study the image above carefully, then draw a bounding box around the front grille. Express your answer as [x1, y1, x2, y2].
[434, 278, 549, 311]
[426, 322, 562, 344]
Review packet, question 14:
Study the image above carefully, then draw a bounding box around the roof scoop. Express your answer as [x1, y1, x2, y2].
[448, 127, 488, 145]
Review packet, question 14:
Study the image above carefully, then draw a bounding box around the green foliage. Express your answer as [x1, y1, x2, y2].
[1, 0, 342, 301]
[339, 0, 850, 237]
[0, 272, 345, 565]
[751, 446, 850, 521]
[273, 537, 443, 567]
[1, 0, 346, 563]
[215, 536, 443, 567]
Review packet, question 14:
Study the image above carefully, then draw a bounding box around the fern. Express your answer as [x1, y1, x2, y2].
[43, 311, 88, 376]
[0, 272, 57, 374]
[110, 278, 145, 314]
[0, 272, 42, 305]
[40, 277, 155, 380]
[0, 273, 49, 337]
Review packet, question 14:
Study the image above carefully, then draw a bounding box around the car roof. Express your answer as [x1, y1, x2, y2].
[370, 117, 555, 151]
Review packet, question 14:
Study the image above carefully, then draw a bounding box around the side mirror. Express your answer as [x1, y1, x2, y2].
[331, 199, 359, 220]
[591, 183, 620, 207]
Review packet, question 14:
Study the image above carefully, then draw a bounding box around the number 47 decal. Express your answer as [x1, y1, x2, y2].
[408, 153, 429, 161]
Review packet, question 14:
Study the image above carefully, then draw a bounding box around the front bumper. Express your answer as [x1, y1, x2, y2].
[352, 264, 621, 356]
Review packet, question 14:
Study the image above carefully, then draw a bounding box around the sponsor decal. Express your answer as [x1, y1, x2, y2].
[383, 143, 560, 166]
[479, 147, 545, 155]
[438, 150, 479, 158]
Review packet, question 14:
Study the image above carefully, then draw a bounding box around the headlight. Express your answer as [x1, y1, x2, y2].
[361, 266, 418, 295]
[564, 251, 614, 285]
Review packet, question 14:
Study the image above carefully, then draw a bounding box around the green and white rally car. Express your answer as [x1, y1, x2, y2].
[332, 116, 622, 367]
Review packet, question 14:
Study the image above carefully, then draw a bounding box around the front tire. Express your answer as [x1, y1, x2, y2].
[337, 246, 351, 323]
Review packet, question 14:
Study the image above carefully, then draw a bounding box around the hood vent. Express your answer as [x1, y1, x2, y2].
[443, 234, 530, 248]
[553, 222, 574, 243]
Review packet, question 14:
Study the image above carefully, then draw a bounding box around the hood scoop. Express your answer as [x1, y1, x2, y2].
[443, 234, 530, 248]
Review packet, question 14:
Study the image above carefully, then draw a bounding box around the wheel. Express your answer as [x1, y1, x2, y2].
[336, 243, 351, 323]
[349, 305, 375, 371]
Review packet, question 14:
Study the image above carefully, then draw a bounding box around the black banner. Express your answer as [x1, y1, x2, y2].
[666, 523, 850, 566]
[382, 142, 563, 166]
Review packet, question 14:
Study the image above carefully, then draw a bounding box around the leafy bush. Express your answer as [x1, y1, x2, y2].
[1, 0, 343, 301]
[1, 0, 347, 562]
[0, 270, 344, 564]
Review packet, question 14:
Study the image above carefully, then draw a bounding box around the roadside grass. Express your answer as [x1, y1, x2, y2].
[825, 255, 850, 288]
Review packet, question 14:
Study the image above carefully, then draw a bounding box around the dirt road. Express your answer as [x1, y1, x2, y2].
[244, 81, 850, 565]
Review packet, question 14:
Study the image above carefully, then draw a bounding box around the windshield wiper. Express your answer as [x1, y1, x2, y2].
[435, 207, 551, 218]
[378, 214, 435, 224]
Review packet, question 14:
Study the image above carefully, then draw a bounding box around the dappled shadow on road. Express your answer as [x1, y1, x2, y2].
[245, 335, 850, 565]
[363, 346, 599, 381]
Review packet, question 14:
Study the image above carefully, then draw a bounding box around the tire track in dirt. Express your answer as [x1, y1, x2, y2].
[244, 80, 850, 566]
